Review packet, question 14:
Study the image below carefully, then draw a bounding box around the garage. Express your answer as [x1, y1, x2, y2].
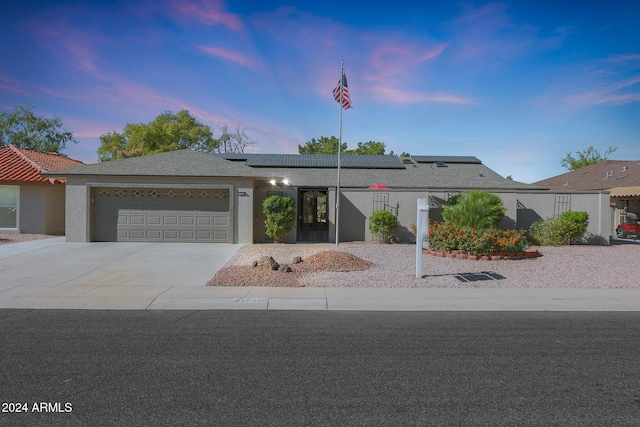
[92, 187, 231, 242]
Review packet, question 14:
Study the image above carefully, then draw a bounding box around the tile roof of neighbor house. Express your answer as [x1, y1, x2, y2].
[46, 149, 541, 191]
[533, 160, 640, 191]
[0, 145, 84, 184]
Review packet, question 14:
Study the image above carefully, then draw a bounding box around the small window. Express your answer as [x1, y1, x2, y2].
[0, 186, 18, 229]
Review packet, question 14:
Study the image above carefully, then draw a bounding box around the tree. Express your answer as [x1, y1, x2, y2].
[349, 141, 386, 155]
[298, 136, 346, 154]
[561, 146, 617, 170]
[97, 110, 218, 161]
[214, 125, 258, 154]
[262, 195, 296, 243]
[298, 136, 391, 155]
[0, 103, 77, 153]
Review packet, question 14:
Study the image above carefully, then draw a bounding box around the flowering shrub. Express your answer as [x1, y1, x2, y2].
[429, 222, 529, 255]
[529, 211, 589, 245]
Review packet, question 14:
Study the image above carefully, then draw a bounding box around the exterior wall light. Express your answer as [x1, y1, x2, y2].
[269, 179, 277, 185]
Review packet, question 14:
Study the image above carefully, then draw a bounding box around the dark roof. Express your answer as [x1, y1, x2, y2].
[533, 160, 640, 191]
[215, 154, 405, 169]
[45, 149, 540, 191]
[43, 149, 258, 177]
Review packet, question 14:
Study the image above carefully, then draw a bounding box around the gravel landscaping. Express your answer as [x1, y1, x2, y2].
[208, 242, 640, 289]
[0, 233, 58, 245]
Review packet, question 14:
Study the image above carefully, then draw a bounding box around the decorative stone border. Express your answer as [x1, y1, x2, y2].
[423, 247, 539, 261]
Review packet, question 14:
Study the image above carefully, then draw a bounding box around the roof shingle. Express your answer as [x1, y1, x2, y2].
[533, 160, 640, 191]
[0, 145, 84, 184]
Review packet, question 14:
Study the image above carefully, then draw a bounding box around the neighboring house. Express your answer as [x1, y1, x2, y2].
[45, 149, 612, 244]
[533, 160, 640, 237]
[0, 145, 84, 234]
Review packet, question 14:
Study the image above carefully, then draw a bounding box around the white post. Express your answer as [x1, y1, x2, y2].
[416, 198, 430, 278]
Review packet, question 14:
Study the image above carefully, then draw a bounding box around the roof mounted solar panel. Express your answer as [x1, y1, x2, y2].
[412, 156, 482, 164]
[238, 154, 405, 169]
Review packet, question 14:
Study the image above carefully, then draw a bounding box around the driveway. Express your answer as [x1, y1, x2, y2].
[0, 237, 243, 308]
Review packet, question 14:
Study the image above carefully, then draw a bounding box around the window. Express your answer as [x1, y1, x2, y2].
[0, 186, 18, 229]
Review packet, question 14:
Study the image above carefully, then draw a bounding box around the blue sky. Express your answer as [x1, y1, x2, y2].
[1, 0, 639, 183]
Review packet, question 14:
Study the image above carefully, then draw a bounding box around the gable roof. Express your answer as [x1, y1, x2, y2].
[44, 148, 258, 177]
[533, 160, 640, 191]
[0, 145, 84, 184]
[45, 149, 540, 191]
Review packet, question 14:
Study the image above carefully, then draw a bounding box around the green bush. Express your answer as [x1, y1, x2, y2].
[529, 211, 589, 245]
[442, 190, 506, 229]
[262, 195, 296, 243]
[369, 209, 398, 243]
[429, 222, 529, 255]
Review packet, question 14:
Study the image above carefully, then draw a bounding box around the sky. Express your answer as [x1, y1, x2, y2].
[1, 0, 639, 184]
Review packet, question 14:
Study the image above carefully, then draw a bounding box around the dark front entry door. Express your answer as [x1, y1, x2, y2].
[298, 189, 329, 241]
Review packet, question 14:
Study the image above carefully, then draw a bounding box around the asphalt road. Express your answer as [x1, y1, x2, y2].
[1, 310, 639, 426]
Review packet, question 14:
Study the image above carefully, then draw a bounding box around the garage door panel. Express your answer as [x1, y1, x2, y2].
[93, 187, 231, 243]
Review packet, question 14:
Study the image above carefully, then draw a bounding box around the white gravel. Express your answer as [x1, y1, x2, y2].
[219, 242, 640, 288]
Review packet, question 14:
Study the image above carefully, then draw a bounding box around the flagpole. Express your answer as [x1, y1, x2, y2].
[335, 61, 344, 247]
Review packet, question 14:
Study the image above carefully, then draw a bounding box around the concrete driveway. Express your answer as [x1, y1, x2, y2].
[0, 237, 243, 309]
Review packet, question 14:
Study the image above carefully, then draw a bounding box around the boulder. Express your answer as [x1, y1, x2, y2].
[292, 256, 303, 264]
[278, 264, 292, 273]
[257, 256, 279, 270]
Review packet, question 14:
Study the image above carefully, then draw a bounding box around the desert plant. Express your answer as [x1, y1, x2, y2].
[369, 209, 398, 243]
[442, 190, 506, 229]
[529, 211, 589, 245]
[262, 195, 296, 243]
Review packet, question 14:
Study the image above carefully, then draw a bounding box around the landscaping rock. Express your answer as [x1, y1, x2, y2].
[257, 256, 279, 270]
[292, 256, 303, 264]
[278, 264, 292, 273]
[251, 260, 258, 268]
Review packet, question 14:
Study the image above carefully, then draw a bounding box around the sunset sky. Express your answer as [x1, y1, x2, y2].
[1, 0, 639, 183]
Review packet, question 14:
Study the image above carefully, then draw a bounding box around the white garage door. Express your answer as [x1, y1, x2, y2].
[93, 188, 231, 243]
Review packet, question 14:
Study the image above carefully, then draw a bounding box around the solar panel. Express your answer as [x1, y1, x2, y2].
[242, 154, 405, 169]
[412, 156, 482, 164]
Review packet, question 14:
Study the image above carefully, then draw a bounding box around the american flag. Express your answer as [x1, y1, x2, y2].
[332, 73, 351, 110]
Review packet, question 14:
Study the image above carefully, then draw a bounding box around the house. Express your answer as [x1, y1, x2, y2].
[533, 160, 640, 237]
[0, 145, 84, 234]
[44, 149, 612, 244]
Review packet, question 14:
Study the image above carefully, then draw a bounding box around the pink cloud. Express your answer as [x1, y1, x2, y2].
[172, 0, 243, 31]
[365, 43, 446, 82]
[0, 74, 30, 96]
[29, 21, 101, 75]
[568, 76, 640, 106]
[370, 85, 471, 105]
[198, 46, 263, 70]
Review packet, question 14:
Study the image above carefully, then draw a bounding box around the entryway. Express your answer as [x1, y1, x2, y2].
[297, 189, 328, 242]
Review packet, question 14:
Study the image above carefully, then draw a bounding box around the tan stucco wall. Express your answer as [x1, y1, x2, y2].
[339, 189, 611, 244]
[17, 184, 66, 235]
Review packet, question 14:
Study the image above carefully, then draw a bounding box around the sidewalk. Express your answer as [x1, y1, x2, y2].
[1, 238, 640, 311]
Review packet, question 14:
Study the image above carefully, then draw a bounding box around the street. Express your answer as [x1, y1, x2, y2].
[1, 310, 639, 426]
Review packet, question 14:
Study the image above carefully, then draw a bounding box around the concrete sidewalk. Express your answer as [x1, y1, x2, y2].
[2, 238, 640, 311]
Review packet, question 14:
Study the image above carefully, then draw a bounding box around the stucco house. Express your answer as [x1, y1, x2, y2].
[533, 160, 640, 237]
[0, 145, 84, 234]
[45, 149, 612, 244]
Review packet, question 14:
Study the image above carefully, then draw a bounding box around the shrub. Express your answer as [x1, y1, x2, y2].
[529, 211, 589, 245]
[262, 195, 296, 243]
[369, 209, 398, 243]
[428, 222, 529, 255]
[442, 190, 506, 229]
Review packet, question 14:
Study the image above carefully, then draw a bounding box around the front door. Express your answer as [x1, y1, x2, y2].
[298, 189, 328, 242]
